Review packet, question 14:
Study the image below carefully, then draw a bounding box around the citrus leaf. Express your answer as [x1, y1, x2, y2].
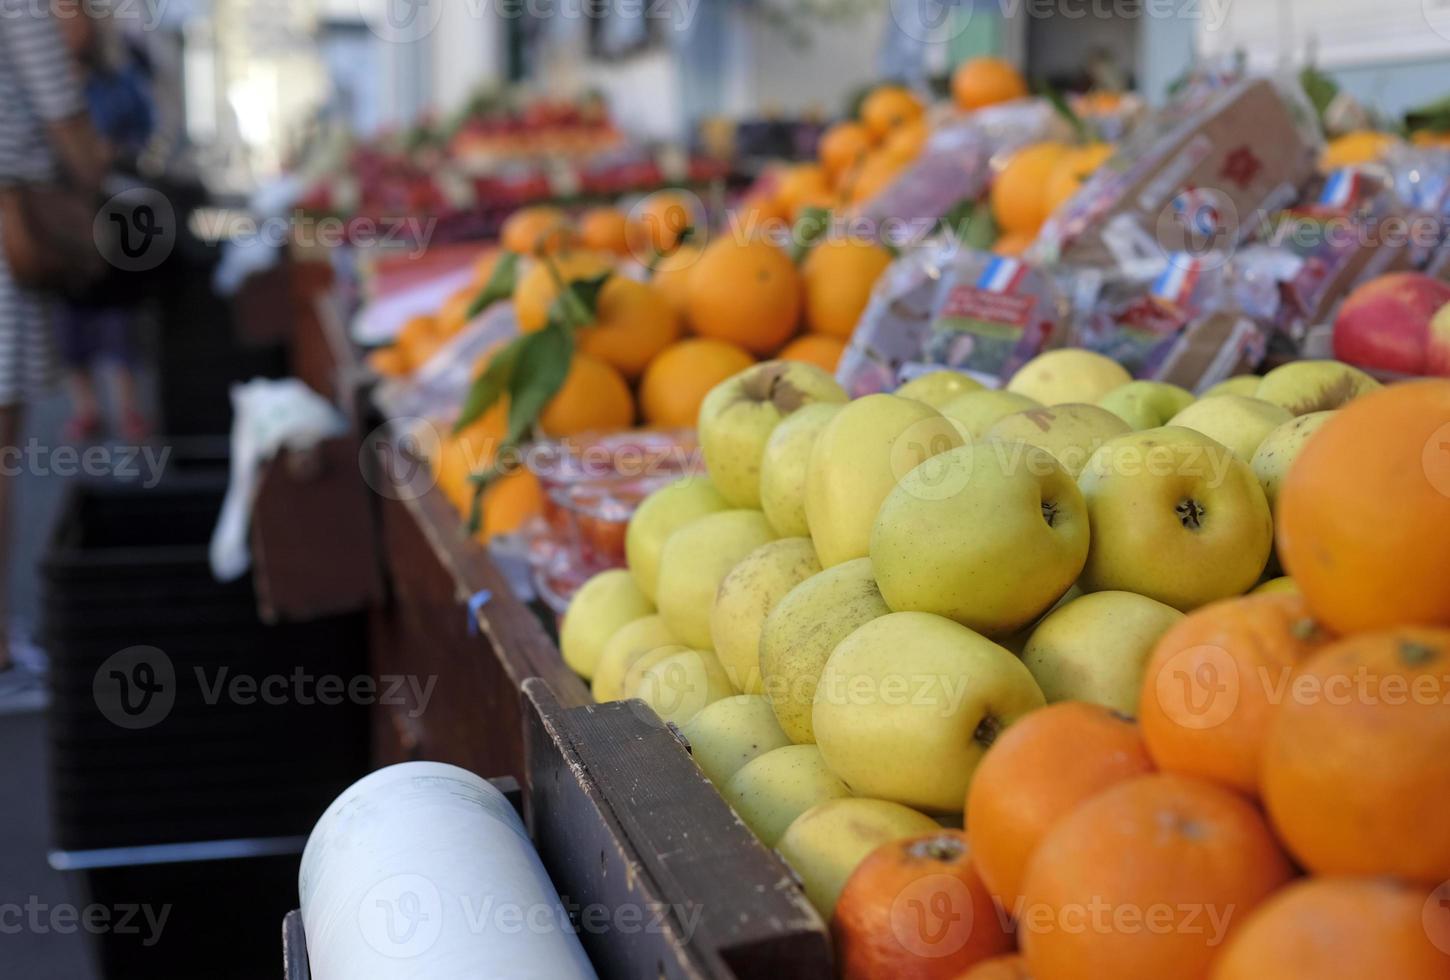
[467, 250, 520, 318]
[1041, 84, 1087, 144]
[788, 206, 832, 264]
[549, 271, 611, 330]
[505, 319, 574, 445]
[455, 338, 522, 433]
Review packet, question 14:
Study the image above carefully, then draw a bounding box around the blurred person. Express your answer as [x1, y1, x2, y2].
[0, 0, 107, 686]
[55, 1, 155, 442]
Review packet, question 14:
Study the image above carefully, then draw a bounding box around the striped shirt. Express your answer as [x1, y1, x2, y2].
[0, 0, 86, 405]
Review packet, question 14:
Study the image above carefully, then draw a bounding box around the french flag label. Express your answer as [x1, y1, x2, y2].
[1152, 255, 1202, 305]
[1318, 169, 1361, 209]
[977, 257, 1027, 293]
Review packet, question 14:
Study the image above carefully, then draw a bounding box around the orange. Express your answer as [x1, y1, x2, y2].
[1276, 380, 1450, 634]
[437, 286, 480, 336]
[1211, 877, 1450, 980]
[1019, 774, 1292, 980]
[861, 85, 925, 141]
[992, 232, 1037, 257]
[992, 143, 1069, 236]
[649, 243, 702, 320]
[472, 249, 501, 286]
[481, 468, 544, 540]
[1321, 130, 1400, 171]
[577, 207, 633, 255]
[1261, 628, 1450, 882]
[539, 353, 634, 437]
[513, 251, 616, 333]
[1137, 593, 1333, 798]
[631, 191, 696, 256]
[952, 57, 1028, 111]
[849, 151, 905, 204]
[834, 830, 1015, 980]
[819, 121, 875, 177]
[881, 118, 929, 165]
[774, 164, 832, 218]
[1044, 143, 1114, 216]
[686, 238, 802, 354]
[500, 205, 574, 256]
[802, 237, 893, 338]
[576, 276, 682, 380]
[965, 702, 1154, 911]
[959, 955, 1032, 980]
[779, 334, 846, 372]
[396, 314, 444, 367]
[433, 405, 507, 516]
[367, 346, 410, 377]
[639, 339, 755, 428]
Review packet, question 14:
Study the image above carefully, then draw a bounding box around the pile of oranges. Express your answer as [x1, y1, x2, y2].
[829, 380, 1450, 980]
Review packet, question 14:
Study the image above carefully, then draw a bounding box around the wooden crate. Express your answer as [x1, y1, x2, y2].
[283, 683, 830, 980]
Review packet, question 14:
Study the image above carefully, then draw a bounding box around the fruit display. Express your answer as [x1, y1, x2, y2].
[560, 340, 1450, 975]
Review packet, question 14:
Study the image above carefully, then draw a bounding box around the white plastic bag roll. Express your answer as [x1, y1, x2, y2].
[300, 762, 597, 980]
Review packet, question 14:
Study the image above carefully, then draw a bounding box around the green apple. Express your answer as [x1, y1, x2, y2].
[710, 537, 821, 694]
[1168, 395, 1293, 460]
[656, 510, 776, 648]
[804, 394, 964, 567]
[723, 744, 851, 847]
[592, 614, 677, 703]
[1251, 411, 1337, 517]
[1021, 591, 1184, 714]
[1006, 349, 1132, 405]
[680, 695, 793, 787]
[777, 797, 941, 917]
[621, 645, 735, 726]
[1199, 375, 1260, 399]
[938, 390, 1042, 440]
[625, 477, 729, 602]
[1077, 428, 1273, 610]
[759, 403, 842, 537]
[984, 403, 1131, 477]
[1098, 380, 1195, 430]
[813, 612, 1046, 812]
[871, 444, 1089, 637]
[1252, 576, 1298, 595]
[560, 569, 654, 680]
[1254, 360, 1380, 415]
[895, 370, 985, 407]
[698, 360, 848, 508]
[759, 558, 891, 744]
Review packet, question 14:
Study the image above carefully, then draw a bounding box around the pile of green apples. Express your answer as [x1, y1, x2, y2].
[558, 351, 1382, 917]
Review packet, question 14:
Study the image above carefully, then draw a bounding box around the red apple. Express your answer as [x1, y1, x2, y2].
[1333, 272, 1450, 375]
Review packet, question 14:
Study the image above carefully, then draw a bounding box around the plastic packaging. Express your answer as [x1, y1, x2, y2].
[299, 762, 597, 980]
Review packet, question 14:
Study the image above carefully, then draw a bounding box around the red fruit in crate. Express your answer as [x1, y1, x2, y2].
[1333, 272, 1450, 376]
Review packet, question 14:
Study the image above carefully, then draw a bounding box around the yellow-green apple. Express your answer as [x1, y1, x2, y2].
[985, 403, 1132, 477]
[680, 695, 792, 787]
[938, 389, 1042, 440]
[759, 403, 842, 537]
[656, 510, 776, 647]
[698, 361, 848, 508]
[804, 394, 964, 566]
[1199, 375, 1261, 399]
[1006, 349, 1132, 405]
[1254, 360, 1381, 415]
[1250, 411, 1336, 517]
[1252, 576, 1299, 595]
[813, 612, 1046, 812]
[723, 744, 851, 846]
[710, 537, 821, 693]
[592, 614, 677, 702]
[1168, 395, 1293, 460]
[759, 558, 891, 743]
[870, 444, 1089, 636]
[1020, 591, 1184, 714]
[625, 477, 729, 601]
[1433, 300, 1450, 376]
[776, 798, 940, 916]
[1077, 428, 1273, 610]
[560, 569, 654, 679]
[620, 645, 734, 726]
[1098, 380, 1195, 430]
[1333, 271, 1450, 376]
[895, 370, 985, 407]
